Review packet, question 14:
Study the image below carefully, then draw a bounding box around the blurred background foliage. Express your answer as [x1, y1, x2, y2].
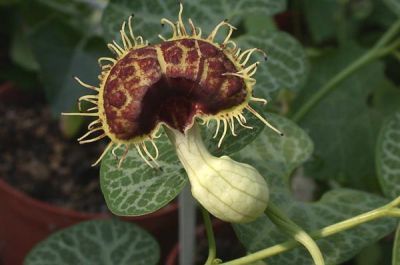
[0, 0, 400, 264]
[0, 0, 398, 190]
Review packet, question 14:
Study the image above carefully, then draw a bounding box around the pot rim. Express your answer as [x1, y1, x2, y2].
[0, 178, 178, 219]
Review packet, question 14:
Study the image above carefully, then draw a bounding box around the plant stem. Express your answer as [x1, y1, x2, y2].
[373, 19, 400, 50]
[376, 38, 400, 57]
[291, 19, 400, 123]
[220, 197, 399, 265]
[202, 207, 217, 265]
[265, 203, 325, 265]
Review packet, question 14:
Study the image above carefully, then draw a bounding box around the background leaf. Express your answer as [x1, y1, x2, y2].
[232, 113, 397, 265]
[102, 0, 286, 42]
[236, 31, 310, 98]
[301, 0, 375, 44]
[27, 17, 107, 115]
[302, 0, 340, 43]
[292, 44, 400, 191]
[384, 0, 400, 17]
[376, 111, 400, 199]
[24, 219, 160, 265]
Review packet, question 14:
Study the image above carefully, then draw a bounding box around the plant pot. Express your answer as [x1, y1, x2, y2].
[0, 178, 178, 265]
[166, 220, 245, 265]
[0, 82, 178, 265]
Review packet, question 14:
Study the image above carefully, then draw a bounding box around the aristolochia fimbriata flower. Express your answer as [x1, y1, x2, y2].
[63, 3, 283, 223]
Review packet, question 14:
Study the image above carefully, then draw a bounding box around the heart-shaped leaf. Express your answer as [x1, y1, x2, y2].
[24, 219, 160, 265]
[100, 129, 186, 216]
[100, 113, 268, 216]
[28, 17, 107, 116]
[232, 113, 397, 265]
[293, 44, 399, 191]
[376, 111, 400, 199]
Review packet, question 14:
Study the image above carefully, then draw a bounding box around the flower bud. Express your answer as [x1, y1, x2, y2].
[167, 124, 268, 223]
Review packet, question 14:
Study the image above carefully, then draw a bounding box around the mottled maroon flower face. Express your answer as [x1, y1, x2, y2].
[103, 39, 246, 140]
[64, 3, 281, 167]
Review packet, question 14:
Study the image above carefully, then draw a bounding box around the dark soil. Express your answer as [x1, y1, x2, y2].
[0, 100, 108, 212]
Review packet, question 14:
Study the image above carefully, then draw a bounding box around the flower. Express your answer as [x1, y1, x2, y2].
[63, 3, 282, 168]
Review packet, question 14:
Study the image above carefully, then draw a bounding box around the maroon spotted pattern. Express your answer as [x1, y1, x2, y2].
[102, 38, 247, 140]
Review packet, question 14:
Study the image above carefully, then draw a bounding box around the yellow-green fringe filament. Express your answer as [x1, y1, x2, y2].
[118, 144, 130, 168]
[78, 127, 103, 142]
[74, 77, 99, 92]
[250, 96, 268, 105]
[246, 105, 283, 136]
[92, 142, 114, 167]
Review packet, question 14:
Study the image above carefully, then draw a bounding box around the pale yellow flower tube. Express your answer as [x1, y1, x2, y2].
[166, 124, 269, 223]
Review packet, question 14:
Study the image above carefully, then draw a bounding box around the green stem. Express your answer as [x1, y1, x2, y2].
[220, 197, 399, 265]
[291, 19, 400, 123]
[388, 208, 400, 217]
[373, 19, 400, 50]
[265, 203, 325, 265]
[202, 207, 217, 265]
[376, 38, 400, 57]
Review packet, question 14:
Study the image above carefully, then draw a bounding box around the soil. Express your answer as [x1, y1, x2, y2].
[0, 99, 108, 212]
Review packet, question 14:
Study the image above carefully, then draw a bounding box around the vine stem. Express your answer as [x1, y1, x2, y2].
[201, 206, 217, 265]
[220, 196, 400, 265]
[291, 18, 400, 123]
[265, 203, 325, 265]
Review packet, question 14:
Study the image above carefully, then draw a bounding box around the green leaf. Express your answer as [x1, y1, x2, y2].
[20, 0, 104, 35]
[394, 223, 400, 265]
[302, 0, 339, 43]
[376, 111, 400, 199]
[302, 0, 373, 43]
[233, 113, 313, 181]
[24, 219, 160, 265]
[100, 129, 187, 216]
[293, 44, 398, 191]
[236, 31, 310, 98]
[10, 29, 40, 72]
[367, 0, 398, 28]
[100, 111, 266, 216]
[28, 18, 108, 116]
[384, 0, 400, 17]
[102, 0, 286, 42]
[232, 114, 397, 265]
